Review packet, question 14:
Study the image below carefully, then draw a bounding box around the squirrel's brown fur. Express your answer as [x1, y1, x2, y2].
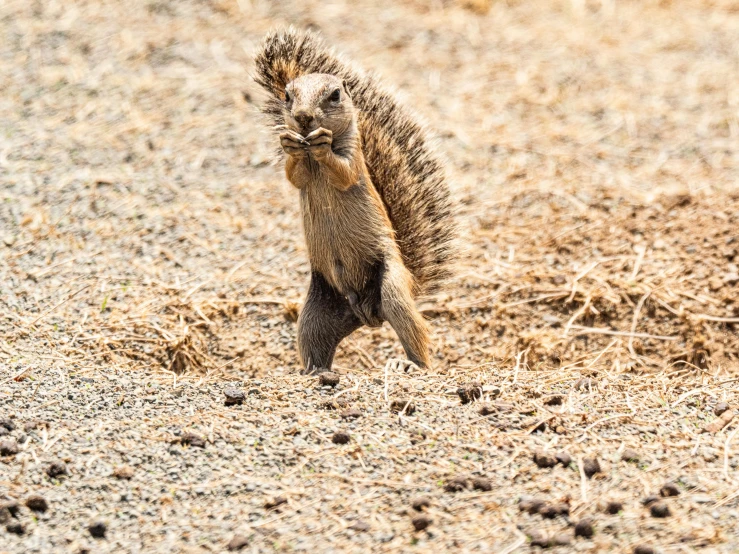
[254, 28, 455, 373]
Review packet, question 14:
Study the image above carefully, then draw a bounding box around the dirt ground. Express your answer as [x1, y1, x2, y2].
[1, 0, 739, 552]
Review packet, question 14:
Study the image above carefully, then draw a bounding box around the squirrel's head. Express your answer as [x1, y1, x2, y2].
[283, 73, 354, 137]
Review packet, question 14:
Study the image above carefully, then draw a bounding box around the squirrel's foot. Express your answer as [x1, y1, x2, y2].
[280, 130, 308, 157]
[383, 358, 419, 374]
[305, 127, 333, 159]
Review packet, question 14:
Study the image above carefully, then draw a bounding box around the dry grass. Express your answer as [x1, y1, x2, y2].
[1, 0, 739, 552]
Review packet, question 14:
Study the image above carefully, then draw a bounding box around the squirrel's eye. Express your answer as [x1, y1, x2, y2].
[329, 89, 340, 102]
[284, 90, 291, 103]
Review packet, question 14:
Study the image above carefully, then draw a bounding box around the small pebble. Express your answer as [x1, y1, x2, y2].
[650, 502, 671, 518]
[556, 451, 572, 467]
[634, 546, 656, 554]
[574, 518, 595, 538]
[1, 500, 20, 517]
[331, 431, 351, 445]
[112, 465, 135, 480]
[660, 483, 680, 497]
[0, 440, 19, 456]
[544, 395, 563, 406]
[264, 496, 287, 510]
[444, 476, 470, 493]
[340, 409, 362, 420]
[478, 404, 495, 416]
[88, 521, 106, 539]
[389, 399, 416, 414]
[321, 399, 349, 411]
[533, 451, 557, 469]
[348, 520, 370, 532]
[410, 496, 431, 511]
[457, 382, 482, 404]
[714, 402, 730, 416]
[621, 448, 640, 462]
[6, 521, 24, 535]
[604, 501, 623, 514]
[551, 533, 572, 546]
[318, 372, 340, 387]
[528, 529, 549, 547]
[531, 421, 547, 433]
[26, 495, 48, 512]
[551, 503, 570, 516]
[472, 477, 492, 492]
[574, 377, 594, 390]
[224, 387, 245, 406]
[538, 504, 559, 519]
[180, 432, 206, 448]
[227, 534, 250, 551]
[583, 457, 601, 478]
[0, 418, 15, 432]
[411, 514, 432, 531]
[519, 497, 546, 514]
[46, 460, 68, 479]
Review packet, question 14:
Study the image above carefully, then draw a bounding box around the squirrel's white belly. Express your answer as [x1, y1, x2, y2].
[300, 184, 388, 293]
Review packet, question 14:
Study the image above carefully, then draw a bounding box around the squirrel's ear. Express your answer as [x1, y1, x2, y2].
[342, 79, 349, 94]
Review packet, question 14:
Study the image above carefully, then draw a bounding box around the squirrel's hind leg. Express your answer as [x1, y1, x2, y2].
[380, 258, 431, 368]
[297, 271, 362, 375]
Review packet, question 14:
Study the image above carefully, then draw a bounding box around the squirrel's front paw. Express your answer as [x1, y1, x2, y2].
[305, 128, 333, 159]
[279, 130, 308, 157]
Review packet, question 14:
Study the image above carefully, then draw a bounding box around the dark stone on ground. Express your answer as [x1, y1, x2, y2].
[112, 465, 135, 480]
[556, 451, 572, 467]
[444, 476, 470, 493]
[46, 460, 68, 478]
[650, 502, 671, 518]
[348, 520, 370, 532]
[1, 501, 20, 517]
[224, 387, 245, 406]
[472, 477, 492, 491]
[26, 495, 48, 512]
[411, 515, 432, 531]
[264, 496, 287, 510]
[389, 399, 416, 414]
[621, 448, 640, 462]
[6, 521, 24, 535]
[340, 409, 362, 420]
[574, 518, 595, 538]
[318, 372, 340, 387]
[583, 457, 601, 478]
[715, 402, 730, 416]
[227, 534, 250, 551]
[457, 382, 482, 404]
[660, 483, 680, 497]
[0, 440, 19, 456]
[88, 521, 107, 538]
[519, 496, 546, 514]
[179, 432, 206, 448]
[331, 431, 351, 445]
[533, 451, 557, 469]
[604, 501, 623, 514]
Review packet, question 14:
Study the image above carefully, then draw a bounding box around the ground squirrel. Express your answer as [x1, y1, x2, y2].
[254, 29, 455, 374]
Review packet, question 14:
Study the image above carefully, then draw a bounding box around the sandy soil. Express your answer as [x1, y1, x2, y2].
[1, 0, 739, 552]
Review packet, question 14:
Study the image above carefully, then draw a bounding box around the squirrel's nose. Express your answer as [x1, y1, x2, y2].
[293, 110, 315, 128]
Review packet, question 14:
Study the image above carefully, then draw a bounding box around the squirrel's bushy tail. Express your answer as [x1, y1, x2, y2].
[254, 28, 456, 296]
